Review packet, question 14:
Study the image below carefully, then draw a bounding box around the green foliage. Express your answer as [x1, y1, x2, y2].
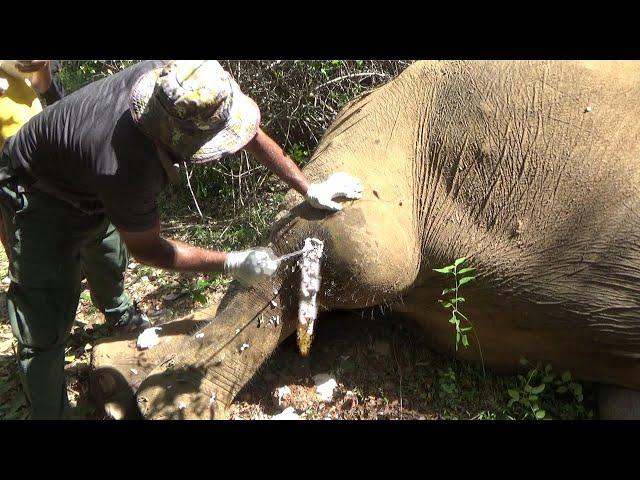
[288, 143, 310, 165]
[505, 359, 593, 420]
[59, 60, 137, 93]
[438, 367, 459, 401]
[187, 276, 228, 305]
[434, 257, 476, 351]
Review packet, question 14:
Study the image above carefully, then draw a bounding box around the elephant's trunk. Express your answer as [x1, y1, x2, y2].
[136, 275, 299, 419]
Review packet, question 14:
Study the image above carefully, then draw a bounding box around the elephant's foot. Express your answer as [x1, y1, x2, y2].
[89, 317, 208, 419]
[136, 377, 230, 420]
[597, 385, 640, 419]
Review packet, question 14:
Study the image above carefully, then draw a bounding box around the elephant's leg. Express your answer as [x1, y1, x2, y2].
[90, 314, 211, 419]
[597, 385, 640, 420]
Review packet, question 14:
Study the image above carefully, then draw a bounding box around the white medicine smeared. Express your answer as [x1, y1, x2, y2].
[275, 386, 291, 406]
[136, 327, 162, 350]
[297, 238, 324, 356]
[271, 407, 300, 420]
[313, 374, 338, 403]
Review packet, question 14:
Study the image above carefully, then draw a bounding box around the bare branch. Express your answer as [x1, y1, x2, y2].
[314, 72, 391, 91]
[183, 162, 203, 218]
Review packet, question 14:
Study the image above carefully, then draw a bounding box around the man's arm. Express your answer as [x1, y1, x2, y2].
[118, 222, 227, 272]
[118, 222, 278, 285]
[243, 127, 310, 195]
[243, 127, 364, 211]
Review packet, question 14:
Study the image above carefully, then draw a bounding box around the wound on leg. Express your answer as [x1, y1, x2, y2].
[297, 238, 324, 356]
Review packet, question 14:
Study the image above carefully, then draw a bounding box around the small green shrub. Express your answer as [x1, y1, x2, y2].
[505, 358, 593, 420]
[434, 257, 476, 351]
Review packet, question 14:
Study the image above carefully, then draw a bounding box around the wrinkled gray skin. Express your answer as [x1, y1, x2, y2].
[136, 61, 640, 419]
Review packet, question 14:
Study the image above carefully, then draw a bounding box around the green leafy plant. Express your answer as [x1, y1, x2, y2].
[288, 143, 309, 164]
[506, 359, 548, 419]
[188, 277, 225, 305]
[506, 358, 592, 420]
[434, 257, 476, 351]
[438, 367, 459, 400]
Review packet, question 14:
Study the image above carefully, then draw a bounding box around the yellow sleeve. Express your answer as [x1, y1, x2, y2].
[0, 71, 43, 151]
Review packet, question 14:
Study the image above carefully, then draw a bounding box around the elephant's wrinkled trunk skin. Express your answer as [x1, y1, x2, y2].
[136, 273, 300, 419]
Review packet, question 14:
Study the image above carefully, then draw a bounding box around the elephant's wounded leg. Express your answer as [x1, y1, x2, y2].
[597, 385, 640, 420]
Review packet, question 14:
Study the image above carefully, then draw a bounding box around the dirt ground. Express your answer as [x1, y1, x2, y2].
[0, 247, 595, 420]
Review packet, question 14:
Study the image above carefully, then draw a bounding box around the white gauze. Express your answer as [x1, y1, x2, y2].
[297, 238, 324, 356]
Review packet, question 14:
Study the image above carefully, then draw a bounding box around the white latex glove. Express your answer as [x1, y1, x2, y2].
[305, 172, 364, 211]
[224, 247, 279, 286]
[0, 78, 8, 96]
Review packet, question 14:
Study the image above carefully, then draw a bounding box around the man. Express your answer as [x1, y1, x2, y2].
[0, 60, 362, 419]
[0, 60, 65, 145]
[0, 60, 64, 265]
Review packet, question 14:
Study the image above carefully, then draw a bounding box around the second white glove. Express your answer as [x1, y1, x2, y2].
[305, 172, 363, 211]
[224, 247, 279, 286]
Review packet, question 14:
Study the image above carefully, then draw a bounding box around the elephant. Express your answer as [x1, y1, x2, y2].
[92, 60, 640, 420]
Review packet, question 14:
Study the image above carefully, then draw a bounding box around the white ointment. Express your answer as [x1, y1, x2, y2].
[297, 238, 324, 356]
[136, 327, 162, 350]
[271, 407, 300, 420]
[313, 374, 338, 403]
[275, 386, 291, 406]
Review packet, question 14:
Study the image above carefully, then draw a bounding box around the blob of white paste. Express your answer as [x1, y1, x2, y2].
[297, 238, 324, 355]
[136, 327, 162, 350]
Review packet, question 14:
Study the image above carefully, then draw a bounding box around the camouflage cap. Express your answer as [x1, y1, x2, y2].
[129, 60, 260, 163]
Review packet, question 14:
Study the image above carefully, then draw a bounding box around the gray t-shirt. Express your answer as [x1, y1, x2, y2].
[3, 60, 170, 231]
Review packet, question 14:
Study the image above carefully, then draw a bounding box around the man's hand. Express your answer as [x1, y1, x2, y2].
[305, 172, 364, 211]
[15, 60, 52, 94]
[14, 60, 49, 73]
[224, 248, 279, 286]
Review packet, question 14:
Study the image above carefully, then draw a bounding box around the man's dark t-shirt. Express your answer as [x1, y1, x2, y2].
[3, 60, 169, 232]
